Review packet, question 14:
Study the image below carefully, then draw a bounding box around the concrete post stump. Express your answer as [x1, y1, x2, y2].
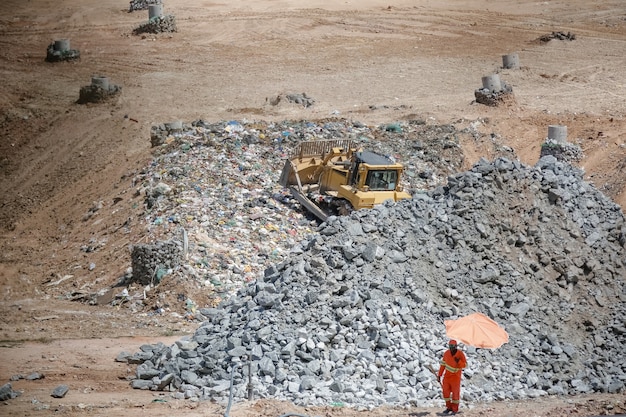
[502, 53, 520, 69]
[481, 74, 502, 92]
[91, 76, 110, 91]
[46, 38, 80, 62]
[54, 39, 70, 52]
[149, 4, 163, 19]
[548, 125, 567, 144]
[541, 124, 581, 162]
[78, 75, 121, 104]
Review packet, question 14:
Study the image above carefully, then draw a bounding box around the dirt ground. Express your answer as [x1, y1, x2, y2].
[1, 0, 625, 416]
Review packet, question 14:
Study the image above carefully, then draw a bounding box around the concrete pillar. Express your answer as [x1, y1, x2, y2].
[149, 4, 163, 19]
[548, 125, 567, 144]
[502, 53, 520, 69]
[54, 39, 70, 52]
[482, 74, 502, 92]
[91, 76, 110, 91]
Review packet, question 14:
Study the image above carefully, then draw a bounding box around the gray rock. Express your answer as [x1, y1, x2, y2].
[116, 351, 132, 362]
[131, 379, 154, 390]
[0, 383, 21, 401]
[51, 385, 69, 398]
[137, 362, 160, 379]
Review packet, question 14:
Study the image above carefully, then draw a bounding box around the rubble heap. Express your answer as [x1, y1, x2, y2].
[125, 155, 625, 408]
[133, 15, 177, 35]
[539, 138, 583, 163]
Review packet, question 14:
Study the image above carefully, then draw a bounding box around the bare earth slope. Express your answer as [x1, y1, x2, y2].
[0, 1, 625, 416]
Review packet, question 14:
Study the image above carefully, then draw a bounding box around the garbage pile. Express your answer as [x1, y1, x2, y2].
[133, 14, 177, 35]
[124, 154, 625, 408]
[121, 119, 470, 313]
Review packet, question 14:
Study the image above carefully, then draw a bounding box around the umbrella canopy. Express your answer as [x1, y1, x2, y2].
[445, 312, 509, 349]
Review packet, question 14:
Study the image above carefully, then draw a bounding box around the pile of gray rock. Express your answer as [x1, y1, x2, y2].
[124, 154, 625, 408]
[474, 81, 514, 107]
[539, 139, 583, 163]
[130, 239, 184, 285]
[133, 15, 177, 35]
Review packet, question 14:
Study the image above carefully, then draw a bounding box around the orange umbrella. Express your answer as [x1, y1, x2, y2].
[445, 312, 509, 349]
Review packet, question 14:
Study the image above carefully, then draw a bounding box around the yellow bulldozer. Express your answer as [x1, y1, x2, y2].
[278, 139, 412, 221]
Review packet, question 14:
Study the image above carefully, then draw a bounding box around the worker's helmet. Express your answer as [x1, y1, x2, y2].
[448, 340, 458, 346]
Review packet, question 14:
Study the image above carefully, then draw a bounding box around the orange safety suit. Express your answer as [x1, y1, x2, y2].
[438, 348, 467, 413]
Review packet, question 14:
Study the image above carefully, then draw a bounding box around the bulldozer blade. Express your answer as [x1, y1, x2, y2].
[288, 186, 328, 222]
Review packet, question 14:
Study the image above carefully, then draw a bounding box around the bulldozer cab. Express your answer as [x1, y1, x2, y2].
[349, 151, 401, 191]
[365, 170, 397, 191]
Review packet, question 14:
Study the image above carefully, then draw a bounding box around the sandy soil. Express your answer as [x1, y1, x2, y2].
[0, 0, 625, 416]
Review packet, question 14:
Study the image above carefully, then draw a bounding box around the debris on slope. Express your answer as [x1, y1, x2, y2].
[124, 154, 625, 407]
[133, 15, 177, 35]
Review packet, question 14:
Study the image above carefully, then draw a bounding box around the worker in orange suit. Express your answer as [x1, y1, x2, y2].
[438, 340, 467, 415]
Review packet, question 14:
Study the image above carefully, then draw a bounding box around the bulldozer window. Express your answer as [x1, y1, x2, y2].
[366, 170, 397, 191]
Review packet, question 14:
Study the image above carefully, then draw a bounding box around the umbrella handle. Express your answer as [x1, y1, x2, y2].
[426, 363, 443, 388]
